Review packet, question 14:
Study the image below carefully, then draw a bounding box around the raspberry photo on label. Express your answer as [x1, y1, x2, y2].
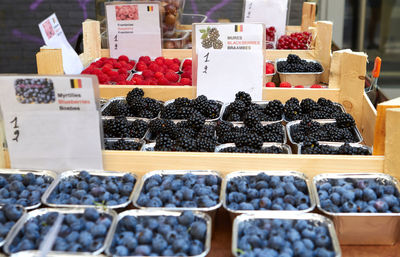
[14, 78, 56, 104]
[115, 5, 139, 21]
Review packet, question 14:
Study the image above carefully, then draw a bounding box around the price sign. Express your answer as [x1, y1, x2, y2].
[38, 13, 84, 75]
[193, 23, 265, 102]
[243, 0, 289, 41]
[105, 1, 162, 60]
[0, 75, 103, 172]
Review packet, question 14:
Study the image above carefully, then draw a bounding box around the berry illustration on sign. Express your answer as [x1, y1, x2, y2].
[200, 27, 223, 50]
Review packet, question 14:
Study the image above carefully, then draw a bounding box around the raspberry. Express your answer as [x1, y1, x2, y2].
[147, 78, 158, 85]
[136, 62, 147, 71]
[180, 78, 192, 85]
[129, 60, 136, 67]
[173, 58, 180, 64]
[165, 71, 179, 82]
[182, 59, 192, 69]
[113, 62, 122, 69]
[158, 77, 170, 85]
[165, 59, 174, 67]
[98, 74, 109, 84]
[93, 69, 102, 75]
[118, 68, 128, 75]
[138, 56, 151, 65]
[155, 57, 165, 65]
[108, 71, 119, 79]
[181, 71, 192, 79]
[295, 85, 305, 88]
[154, 72, 164, 79]
[82, 67, 95, 74]
[101, 66, 112, 74]
[149, 62, 161, 72]
[280, 82, 292, 88]
[265, 63, 275, 74]
[142, 69, 154, 79]
[266, 82, 276, 87]
[170, 64, 180, 72]
[103, 63, 113, 69]
[311, 84, 323, 88]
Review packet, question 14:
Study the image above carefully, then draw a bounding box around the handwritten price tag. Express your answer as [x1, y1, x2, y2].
[193, 23, 265, 102]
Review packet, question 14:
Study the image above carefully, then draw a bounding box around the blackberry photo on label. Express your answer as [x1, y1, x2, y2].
[14, 78, 56, 104]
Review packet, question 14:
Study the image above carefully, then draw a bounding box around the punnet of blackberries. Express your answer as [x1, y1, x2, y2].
[277, 54, 323, 73]
[290, 114, 359, 144]
[160, 95, 222, 120]
[104, 139, 143, 151]
[150, 114, 217, 152]
[136, 172, 221, 208]
[0, 204, 24, 243]
[316, 176, 400, 213]
[219, 145, 285, 154]
[102, 88, 162, 119]
[46, 170, 136, 207]
[14, 78, 56, 104]
[301, 140, 371, 155]
[216, 120, 285, 144]
[109, 211, 208, 256]
[225, 173, 311, 211]
[284, 97, 345, 121]
[236, 218, 336, 257]
[223, 91, 284, 122]
[0, 172, 54, 207]
[9, 208, 113, 253]
[103, 116, 148, 139]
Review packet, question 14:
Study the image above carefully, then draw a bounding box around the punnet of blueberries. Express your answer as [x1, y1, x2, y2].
[102, 88, 162, 119]
[136, 172, 221, 209]
[46, 171, 136, 207]
[289, 115, 359, 144]
[284, 97, 345, 121]
[0, 172, 54, 208]
[223, 92, 284, 122]
[316, 176, 400, 213]
[225, 173, 312, 211]
[8, 208, 113, 254]
[277, 54, 323, 73]
[14, 78, 56, 104]
[236, 217, 337, 257]
[0, 205, 24, 243]
[109, 211, 208, 256]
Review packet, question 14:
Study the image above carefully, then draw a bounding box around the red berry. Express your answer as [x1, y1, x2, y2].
[311, 84, 323, 88]
[179, 78, 192, 85]
[265, 63, 275, 74]
[113, 62, 122, 69]
[173, 58, 180, 64]
[136, 62, 147, 71]
[170, 64, 180, 72]
[279, 82, 292, 88]
[181, 71, 192, 79]
[139, 56, 151, 65]
[155, 57, 165, 65]
[129, 60, 136, 67]
[165, 59, 174, 66]
[266, 82, 276, 87]
[149, 62, 161, 72]
[157, 76, 170, 85]
[182, 59, 192, 69]
[295, 85, 305, 88]
[147, 78, 158, 85]
[118, 55, 129, 63]
[165, 71, 179, 82]
[118, 68, 128, 75]
[142, 69, 154, 79]
[154, 72, 164, 79]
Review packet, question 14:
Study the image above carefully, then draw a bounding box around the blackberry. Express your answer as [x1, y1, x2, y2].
[193, 95, 208, 110]
[109, 101, 130, 116]
[218, 132, 237, 144]
[228, 113, 241, 121]
[131, 120, 148, 138]
[179, 127, 197, 138]
[128, 97, 144, 115]
[259, 123, 285, 143]
[187, 113, 206, 130]
[209, 28, 220, 41]
[174, 97, 192, 108]
[235, 91, 252, 106]
[284, 98, 303, 121]
[213, 40, 223, 49]
[264, 100, 284, 121]
[105, 139, 142, 151]
[229, 100, 246, 114]
[335, 113, 356, 128]
[177, 137, 198, 152]
[126, 88, 144, 105]
[338, 143, 371, 155]
[216, 121, 234, 136]
[202, 38, 213, 49]
[146, 102, 161, 118]
[160, 104, 178, 119]
[154, 134, 175, 151]
[177, 107, 199, 119]
[235, 133, 263, 149]
[159, 120, 178, 138]
[139, 109, 154, 119]
[317, 97, 333, 107]
[287, 54, 302, 64]
[103, 116, 131, 138]
[278, 54, 323, 73]
[197, 138, 216, 152]
[309, 110, 329, 119]
[300, 98, 319, 114]
[149, 119, 163, 134]
[244, 111, 261, 128]
[202, 103, 221, 119]
[198, 125, 216, 139]
[260, 146, 284, 154]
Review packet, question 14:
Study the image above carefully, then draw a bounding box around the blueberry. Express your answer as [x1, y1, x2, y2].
[135, 245, 152, 255]
[3, 204, 23, 221]
[114, 245, 129, 255]
[190, 221, 207, 240]
[272, 187, 285, 198]
[90, 224, 107, 238]
[269, 235, 285, 250]
[122, 173, 135, 183]
[315, 247, 335, 257]
[382, 194, 398, 207]
[66, 230, 80, 243]
[148, 197, 163, 207]
[329, 192, 341, 205]
[189, 239, 204, 255]
[293, 240, 306, 255]
[138, 228, 153, 244]
[363, 188, 377, 201]
[172, 237, 190, 253]
[79, 231, 93, 246]
[178, 211, 195, 226]
[342, 201, 358, 212]
[259, 197, 272, 209]
[374, 199, 389, 212]
[228, 192, 247, 204]
[315, 233, 332, 248]
[239, 202, 255, 210]
[287, 228, 301, 242]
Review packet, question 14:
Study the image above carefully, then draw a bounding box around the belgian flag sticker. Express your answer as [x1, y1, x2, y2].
[147, 6, 154, 12]
[235, 25, 243, 32]
[70, 79, 82, 89]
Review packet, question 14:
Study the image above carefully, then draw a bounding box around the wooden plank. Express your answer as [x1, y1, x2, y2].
[301, 2, 317, 31]
[82, 19, 101, 66]
[36, 49, 64, 75]
[361, 92, 377, 147]
[329, 50, 367, 127]
[103, 151, 384, 178]
[315, 21, 333, 83]
[373, 98, 400, 155]
[384, 108, 400, 178]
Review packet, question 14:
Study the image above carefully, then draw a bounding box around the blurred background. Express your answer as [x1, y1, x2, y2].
[0, 0, 399, 97]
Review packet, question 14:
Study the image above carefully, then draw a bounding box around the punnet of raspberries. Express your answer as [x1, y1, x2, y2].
[82, 55, 192, 86]
[277, 31, 312, 50]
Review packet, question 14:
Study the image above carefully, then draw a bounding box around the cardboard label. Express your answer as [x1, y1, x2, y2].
[38, 13, 84, 75]
[0, 75, 103, 172]
[243, 0, 289, 41]
[194, 23, 265, 102]
[106, 2, 162, 60]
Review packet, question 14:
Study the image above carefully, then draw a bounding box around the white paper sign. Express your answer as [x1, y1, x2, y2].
[0, 75, 103, 172]
[194, 23, 265, 102]
[39, 13, 84, 75]
[106, 2, 162, 60]
[243, 0, 289, 41]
